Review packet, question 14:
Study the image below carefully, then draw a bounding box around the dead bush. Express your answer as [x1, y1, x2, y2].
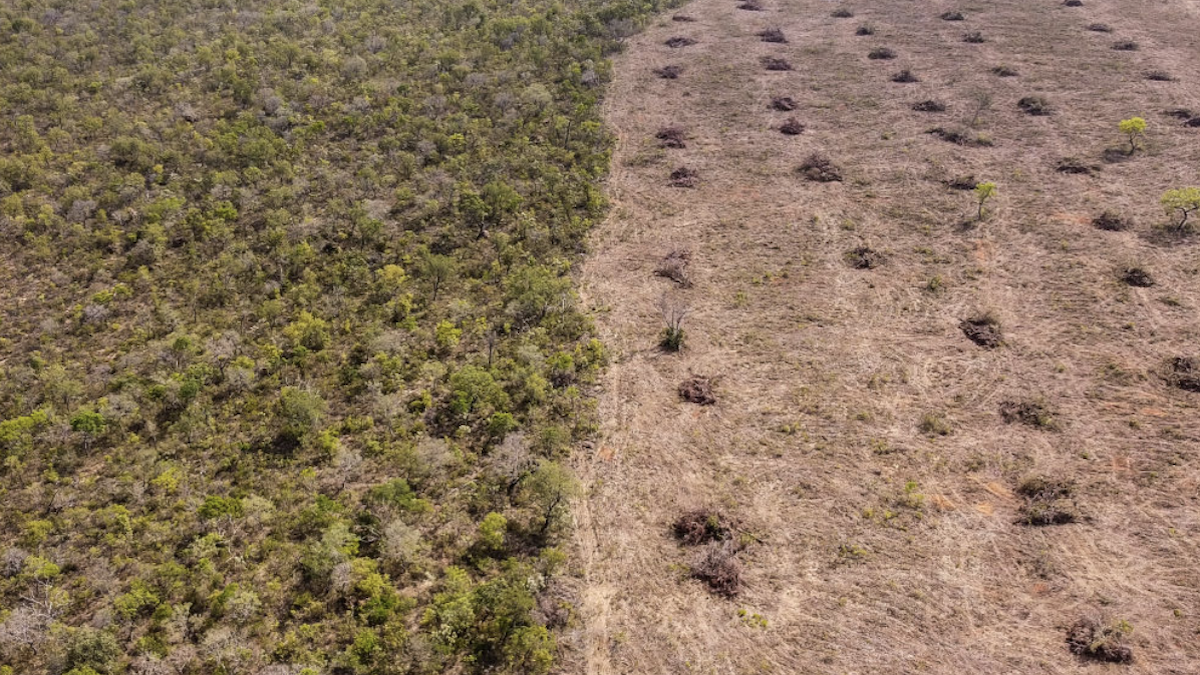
[868, 47, 896, 60]
[672, 14, 695, 21]
[1064, 0, 1083, 5]
[1165, 357, 1200, 392]
[656, 126, 687, 148]
[845, 246, 885, 269]
[940, 11, 965, 21]
[665, 36, 697, 48]
[1000, 398, 1058, 430]
[1087, 22, 1112, 32]
[654, 248, 692, 286]
[1165, 108, 1195, 120]
[1188, 118, 1200, 128]
[1056, 157, 1097, 175]
[779, 118, 805, 135]
[738, 0, 764, 10]
[1145, 70, 1174, 81]
[855, 24, 875, 36]
[891, 69, 920, 83]
[963, 31, 985, 43]
[770, 96, 798, 111]
[1112, 39, 1138, 51]
[798, 154, 842, 182]
[1067, 617, 1134, 663]
[927, 127, 972, 145]
[1015, 477, 1079, 525]
[1092, 211, 1131, 231]
[991, 65, 1019, 77]
[761, 56, 793, 71]
[911, 99, 946, 112]
[669, 167, 698, 188]
[691, 541, 742, 597]
[654, 65, 683, 79]
[946, 175, 978, 190]
[757, 27, 787, 43]
[831, 8, 854, 18]
[1018, 96, 1052, 116]
[678, 376, 718, 405]
[673, 508, 732, 544]
[960, 313, 1002, 348]
[1120, 266, 1154, 287]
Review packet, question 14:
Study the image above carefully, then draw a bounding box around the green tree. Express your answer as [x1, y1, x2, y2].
[1162, 187, 1200, 231]
[1118, 117, 1146, 154]
[974, 181, 997, 221]
[522, 461, 580, 539]
[275, 387, 325, 443]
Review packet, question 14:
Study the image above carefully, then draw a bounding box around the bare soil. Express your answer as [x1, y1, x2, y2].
[570, 0, 1200, 672]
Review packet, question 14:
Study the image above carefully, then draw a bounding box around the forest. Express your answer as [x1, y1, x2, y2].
[0, 0, 676, 673]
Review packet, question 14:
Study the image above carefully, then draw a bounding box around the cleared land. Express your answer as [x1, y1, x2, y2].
[570, 0, 1200, 672]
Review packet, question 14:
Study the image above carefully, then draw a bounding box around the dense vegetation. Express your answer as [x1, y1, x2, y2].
[0, 0, 677, 673]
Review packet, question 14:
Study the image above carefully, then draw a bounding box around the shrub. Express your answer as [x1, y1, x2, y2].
[779, 118, 805, 135]
[654, 249, 693, 286]
[999, 398, 1058, 429]
[891, 69, 920, 83]
[855, 24, 875, 36]
[654, 65, 683, 79]
[678, 376, 718, 405]
[1120, 265, 1154, 287]
[963, 31, 985, 43]
[658, 294, 689, 352]
[1087, 23, 1112, 32]
[1093, 211, 1132, 231]
[960, 313, 1002, 348]
[669, 167, 698, 188]
[665, 37, 697, 48]
[918, 412, 952, 436]
[1146, 70, 1174, 81]
[691, 542, 742, 597]
[940, 11, 965, 21]
[868, 47, 896, 60]
[1015, 477, 1078, 525]
[761, 57, 793, 71]
[798, 154, 843, 182]
[1165, 357, 1200, 392]
[757, 28, 787, 43]
[672, 509, 731, 544]
[991, 65, 1019, 77]
[771, 96, 798, 111]
[912, 99, 946, 112]
[845, 246, 885, 269]
[1018, 96, 1051, 115]
[656, 126, 687, 148]
[974, 181, 997, 220]
[831, 8, 854, 18]
[1112, 40, 1138, 51]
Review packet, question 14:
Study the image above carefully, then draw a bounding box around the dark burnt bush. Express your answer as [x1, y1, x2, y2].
[927, 127, 971, 145]
[868, 47, 896, 60]
[1064, 0, 1083, 6]
[1015, 477, 1079, 525]
[855, 24, 875, 36]
[669, 167, 698, 188]
[891, 69, 920, 83]
[1120, 266, 1154, 287]
[1092, 211, 1131, 231]
[845, 246, 885, 269]
[1000, 398, 1058, 430]
[779, 118, 805, 135]
[654, 65, 683, 79]
[1188, 118, 1200, 128]
[798, 154, 842, 182]
[947, 175, 978, 190]
[1018, 96, 1051, 115]
[691, 541, 742, 597]
[992, 65, 1019, 77]
[960, 313, 1002, 348]
[1056, 157, 1097, 175]
[673, 508, 731, 544]
[940, 11, 965, 21]
[831, 8, 854, 18]
[665, 36, 697, 48]
[963, 31, 985, 43]
[1146, 70, 1174, 81]
[758, 27, 787, 43]
[738, 0, 764, 10]
[761, 56, 793, 71]
[1112, 40, 1138, 51]
[911, 99, 946, 112]
[672, 14, 695, 21]
[1067, 617, 1134, 663]
[656, 126, 687, 148]
[1166, 357, 1200, 392]
[771, 96, 798, 111]
[1087, 23, 1112, 32]
[679, 375, 718, 405]
[1165, 108, 1195, 120]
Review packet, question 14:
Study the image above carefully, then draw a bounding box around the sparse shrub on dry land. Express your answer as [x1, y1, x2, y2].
[1112, 39, 1138, 51]
[1087, 22, 1112, 32]
[1118, 117, 1146, 154]
[658, 294, 690, 351]
[831, 8, 854, 18]
[1064, 0, 1083, 6]
[691, 541, 742, 597]
[771, 96, 798, 111]
[1146, 70, 1174, 81]
[1120, 266, 1154, 287]
[891, 69, 919, 83]
[845, 246, 885, 269]
[960, 313, 1003, 348]
[1067, 617, 1134, 663]
[963, 31, 984, 43]
[868, 47, 897, 60]
[655, 249, 693, 286]
[856, 24, 875, 36]
[974, 182, 996, 220]
[940, 11, 965, 21]
[738, 0, 764, 11]
[947, 175, 978, 190]
[918, 412, 952, 436]
[672, 13, 695, 21]
[992, 65, 1019, 77]
[798, 154, 843, 182]
[1057, 157, 1097, 175]
[673, 508, 733, 544]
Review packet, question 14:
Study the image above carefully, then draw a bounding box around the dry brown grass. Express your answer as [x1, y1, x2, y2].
[570, 0, 1200, 672]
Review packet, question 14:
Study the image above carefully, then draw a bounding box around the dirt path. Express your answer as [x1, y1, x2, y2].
[573, 0, 1200, 672]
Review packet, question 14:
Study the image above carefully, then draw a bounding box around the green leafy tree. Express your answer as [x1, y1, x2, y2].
[1162, 187, 1200, 231]
[974, 181, 997, 221]
[522, 461, 580, 539]
[1118, 116, 1146, 154]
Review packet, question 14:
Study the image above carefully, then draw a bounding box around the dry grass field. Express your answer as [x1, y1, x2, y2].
[567, 0, 1200, 672]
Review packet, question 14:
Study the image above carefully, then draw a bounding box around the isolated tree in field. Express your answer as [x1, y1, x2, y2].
[974, 182, 997, 220]
[657, 293, 690, 352]
[1118, 117, 1146, 154]
[1162, 187, 1200, 231]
